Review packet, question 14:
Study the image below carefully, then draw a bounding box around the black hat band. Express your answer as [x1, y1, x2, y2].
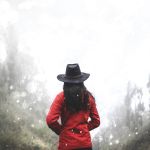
[64, 74, 83, 79]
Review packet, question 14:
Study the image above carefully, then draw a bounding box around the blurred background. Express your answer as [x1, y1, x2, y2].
[0, 0, 150, 149]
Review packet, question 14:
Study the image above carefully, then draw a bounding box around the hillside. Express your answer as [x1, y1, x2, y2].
[0, 102, 58, 150]
[1, 101, 150, 150]
[122, 124, 150, 150]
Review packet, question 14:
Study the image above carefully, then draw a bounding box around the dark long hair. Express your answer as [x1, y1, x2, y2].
[63, 82, 95, 112]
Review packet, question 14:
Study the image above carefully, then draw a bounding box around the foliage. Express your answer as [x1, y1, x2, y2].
[0, 24, 58, 150]
[0, 23, 150, 150]
[92, 80, 150, 150]
[0, 102, 58, 150]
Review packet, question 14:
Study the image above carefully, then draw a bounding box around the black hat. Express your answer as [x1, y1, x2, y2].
[57, 63, 90, 83]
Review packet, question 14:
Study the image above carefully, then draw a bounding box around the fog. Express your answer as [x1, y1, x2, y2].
[0, 0, 150, 149]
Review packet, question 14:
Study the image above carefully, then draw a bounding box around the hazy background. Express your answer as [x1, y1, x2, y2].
[0, 0, 150, 142]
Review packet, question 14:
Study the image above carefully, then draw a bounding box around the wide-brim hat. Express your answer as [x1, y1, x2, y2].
[57, 63, 90, 83]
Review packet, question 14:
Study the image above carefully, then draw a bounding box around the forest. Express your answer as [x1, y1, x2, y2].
[0, 24, 150, 150]
[92, 81, 150, 150]
[1, 0, 150, 148]
[0, 25, 58, 150]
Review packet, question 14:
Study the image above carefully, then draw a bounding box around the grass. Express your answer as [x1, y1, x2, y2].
[0, 102, 58, 150]
[122, 123, 150, 150]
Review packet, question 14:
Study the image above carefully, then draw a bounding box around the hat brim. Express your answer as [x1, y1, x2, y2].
[57, 72, 90, 83]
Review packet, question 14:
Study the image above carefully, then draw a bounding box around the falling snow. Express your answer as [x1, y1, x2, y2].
[10, 85, 13, 89]
[31, 124, 35, 128]
[0, 0, 150, 149]
[110, 135, 113, 139]
[115, 140, 119, 144]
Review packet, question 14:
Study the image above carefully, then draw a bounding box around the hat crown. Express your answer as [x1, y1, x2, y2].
[65, 64, 81, 77]
[57, 63, 90, 83]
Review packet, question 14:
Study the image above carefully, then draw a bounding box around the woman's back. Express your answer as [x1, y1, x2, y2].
[46, 64, 100, 150]
[46, 91, 100, 149]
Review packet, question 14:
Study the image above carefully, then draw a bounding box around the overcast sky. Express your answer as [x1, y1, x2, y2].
[0, 0, 150, 133]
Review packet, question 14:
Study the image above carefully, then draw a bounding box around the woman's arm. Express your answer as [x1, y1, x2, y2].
[88, 99, 100, 131]
[46, 93, 62, 135]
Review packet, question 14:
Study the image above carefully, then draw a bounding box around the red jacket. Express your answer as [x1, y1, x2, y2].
[46, 91, 100, 150]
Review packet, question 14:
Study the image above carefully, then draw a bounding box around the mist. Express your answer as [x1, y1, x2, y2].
[0, 0, 150, 149]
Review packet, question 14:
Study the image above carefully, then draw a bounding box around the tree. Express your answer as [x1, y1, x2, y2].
[3, 24, 38, 104]
[146, 74, 150, 127]
[0, 61, 9, 106]
[124, 82, 136, 129]
[92, 132, 101, 150]
[3, 25, 19, 103]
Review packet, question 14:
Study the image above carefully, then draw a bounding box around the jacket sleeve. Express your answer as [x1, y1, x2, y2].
[46, 93, 62, 135]
[88, 99, 100, 131]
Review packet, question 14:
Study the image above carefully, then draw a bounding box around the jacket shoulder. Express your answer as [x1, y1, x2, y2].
[88, 93, 95, 102]
[88, 93, 96, 109]
[57, 91, 64, 97]
[55, 91, 64, 103]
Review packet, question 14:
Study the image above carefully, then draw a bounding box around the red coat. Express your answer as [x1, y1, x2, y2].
[46, 91, 100, 150]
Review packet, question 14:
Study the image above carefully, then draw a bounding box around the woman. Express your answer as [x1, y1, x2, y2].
[46, 64, 100, 150]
